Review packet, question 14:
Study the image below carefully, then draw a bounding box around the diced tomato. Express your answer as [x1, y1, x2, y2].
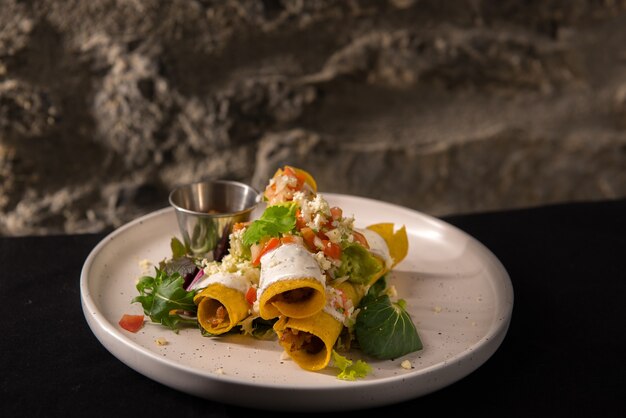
[322, 240, 342, 260]
[233, 221, 251, 232]
[280, 235, 299, 245]
[252, 237, 281, 266]
[283, 166, 296, 176]
[300, 227, 317, 251]
[119, 314, 144, 333]
[282, 166, 303, 189]
[295, 209, 308, 230]
[353, 231, 369, 248]
[245, 287, 257, 305]
[330, 206, 342, 220]
[317, 230, 329, 240]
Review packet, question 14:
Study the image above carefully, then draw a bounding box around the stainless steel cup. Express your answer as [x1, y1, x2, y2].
[168, 180, 260, 260]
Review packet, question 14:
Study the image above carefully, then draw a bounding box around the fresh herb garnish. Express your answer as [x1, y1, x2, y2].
[242, 204, 297, 246]
[132, 268, 198, 331]
[331, 350, 372, 380]
[355, 278, 423, 359]
[239, 316, 278, 340]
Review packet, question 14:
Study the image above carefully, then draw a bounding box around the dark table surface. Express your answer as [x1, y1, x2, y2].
[2, 198, 625, 417]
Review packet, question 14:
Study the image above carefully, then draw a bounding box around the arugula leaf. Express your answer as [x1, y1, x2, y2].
[132, 268, 198, 331]
[355, 284, 423, 359]
[239, 316, 278, 340]
[242, 204, 297, 246]
[331, 350, 372, 380]
[337, 242, 384, 285]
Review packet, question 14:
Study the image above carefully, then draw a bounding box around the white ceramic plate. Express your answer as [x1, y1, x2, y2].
[80, 193, 513, 412]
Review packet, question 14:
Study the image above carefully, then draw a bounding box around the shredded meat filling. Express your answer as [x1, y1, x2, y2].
[209, 304, 228, 326]
[272, 287, 314, 304]
[280, 328, 324, 354]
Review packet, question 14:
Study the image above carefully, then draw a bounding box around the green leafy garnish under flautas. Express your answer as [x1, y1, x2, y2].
[355, 279, 423, 359]
[331, 350, 372, 380]
[132, 268, 198, 331]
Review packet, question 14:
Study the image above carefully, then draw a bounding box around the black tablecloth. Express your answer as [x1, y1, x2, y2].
[2, 198, 625, 417]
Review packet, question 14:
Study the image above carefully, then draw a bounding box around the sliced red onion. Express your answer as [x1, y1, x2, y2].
[186, 268, 205, 291]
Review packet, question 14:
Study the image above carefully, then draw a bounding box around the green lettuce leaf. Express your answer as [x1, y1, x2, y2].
[355, 280, 423, 359]
[170, 237, 187, 258]
[242, 204, 297, 246]
[132, 268, 198, 331]
[331, 350, 372, 380]
[337, 242, 384, 284]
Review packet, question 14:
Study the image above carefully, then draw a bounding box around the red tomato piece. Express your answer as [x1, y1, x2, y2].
[283, 166, 308, 191]
[245, 287, 257, 305]
[353, 231, 369, 249]
[252, 237, 281, 266]
[295, 209, 308, 230]
[300, 227, 317, 251]
[233, 221, 251, 232]
[119, 314, 144, 333]
[280, 235, 299, 245]
[322, 240, 342, 260]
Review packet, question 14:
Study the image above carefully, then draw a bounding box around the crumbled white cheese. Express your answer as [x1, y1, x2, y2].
[310, 213, 325, 230]
[251, 299, 260, 316]
[401, 360, 412, 369]
[202, 254, 259, 286]
[313, 251, 332, 271]
[228, 228, 247, 259]
[138, 259, 152, 274]
[325, 227, 342, 244]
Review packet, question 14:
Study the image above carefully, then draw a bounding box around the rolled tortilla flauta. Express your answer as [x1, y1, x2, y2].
[273, 281, 363, 371]
[257, 243, 326, 320]
[193, 272, 252, 335]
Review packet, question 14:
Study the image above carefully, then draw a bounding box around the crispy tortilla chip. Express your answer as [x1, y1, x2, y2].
[366, 223, 409, 268]
[194, 283, 250, 335]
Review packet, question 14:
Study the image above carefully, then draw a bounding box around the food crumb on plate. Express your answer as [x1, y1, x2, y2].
[215, 368, 225, 375]
[139, 258, 153, 274]
[155, 337, 168, 346]
[433, 305, 442, 313]
[401, 360, 412, 370]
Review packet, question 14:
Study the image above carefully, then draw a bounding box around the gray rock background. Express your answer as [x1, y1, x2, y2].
[1, 0, 625, 236]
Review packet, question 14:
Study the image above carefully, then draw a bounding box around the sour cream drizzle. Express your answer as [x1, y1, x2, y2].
[190, 271, 250, 294]
[257, 243, 324, 299]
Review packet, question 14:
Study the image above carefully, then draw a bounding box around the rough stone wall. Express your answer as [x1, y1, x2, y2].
[1, 0, 625, 236]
